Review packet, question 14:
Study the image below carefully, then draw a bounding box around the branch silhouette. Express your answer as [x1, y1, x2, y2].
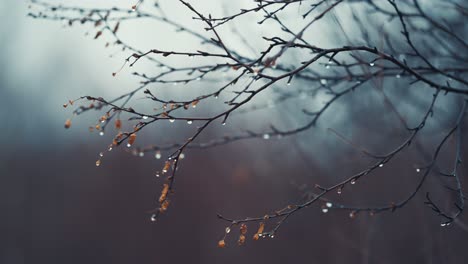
[29, 0, 467, 246]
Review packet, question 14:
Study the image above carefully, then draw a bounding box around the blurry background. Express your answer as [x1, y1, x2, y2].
[1, 0, 467, 263]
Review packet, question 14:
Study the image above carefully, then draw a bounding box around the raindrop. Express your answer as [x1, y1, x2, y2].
[416, 168, 420, 173]
[99, 152, 104, 157]
[196, 77, 201, 81]
[369, 62, 375, 67]
[187, 120, 193, 125]
[287, 81, 291, 86]
[263, 134, 270, 140]
[127, 143, 132, 148]
[440, 223, 447, 227]
[379, 163, 384, 168]
[222, 122, 226, 126]
[326, 202, 332, 208]
[337, 188, 342, 195]
[139, 152, 144, 157]
[322, 208, 328, 213]
[108, 147, 113, 152]
[351, 178, 356, 185]
[155, 152, 162, 159]
[320, 79, 327, 85]
[180, 153, 185, 159]
[155, 172, 160, 177]
[99, 131, 105, 136]
[142, 115, 149, 120]
[269, 234, 275, 239]
[325, 64, 330, 69]
[96, 160, 101, 167]
[150, 214, 157, 222]
[396, 74, 401, 79]
[225, 227, 231, 234]
[169, 119, 175, 123]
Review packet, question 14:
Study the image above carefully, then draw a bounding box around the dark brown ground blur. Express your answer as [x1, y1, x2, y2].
[2, 116, 468, 264]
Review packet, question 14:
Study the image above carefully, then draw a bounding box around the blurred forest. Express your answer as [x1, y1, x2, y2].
[1, 0, 467, 263]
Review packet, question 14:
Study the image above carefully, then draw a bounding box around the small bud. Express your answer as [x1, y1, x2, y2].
[238, 234, 246, 245]
[94, 31, 102, 39]
[218, 240, 226, 248]
[128, 133, 137, 145]
[264, 57, 276, 67]
[159, 183, 169, 203]
[159, 199, 170, 212]
[240, 223, 247, 235]
[162, 161, 171, 173]
[64, 119, 72, 129]
[115, 119, 122, 130]
[253, 222, 264, 240]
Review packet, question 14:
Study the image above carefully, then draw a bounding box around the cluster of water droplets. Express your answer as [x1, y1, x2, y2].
[322, 202, 333, 213]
